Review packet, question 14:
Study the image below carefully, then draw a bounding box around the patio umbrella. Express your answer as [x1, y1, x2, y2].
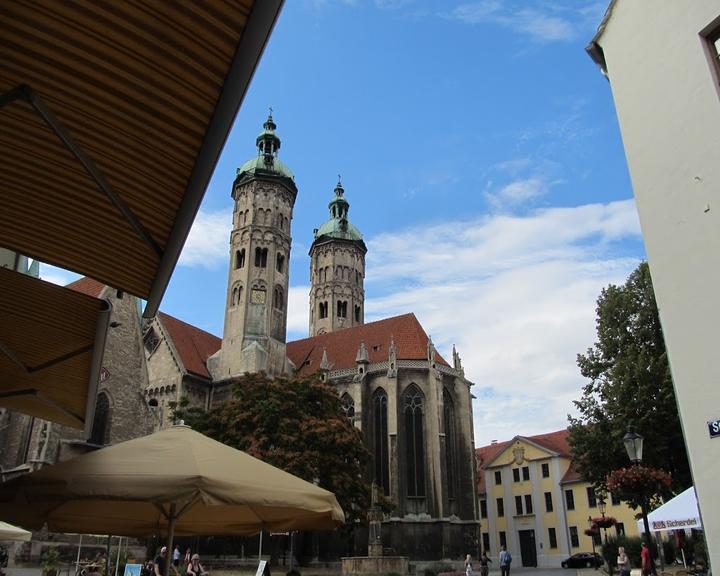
[0, 425, 344, 573]
[0, 520, 31, 541]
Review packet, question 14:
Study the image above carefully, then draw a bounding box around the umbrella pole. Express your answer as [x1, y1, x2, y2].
[165, 504, 177, 576]
[258, 530, 262, 562]
[76, 535, 83, 572]
[106, 535, 112, 576]
[114, 537, 122, 576]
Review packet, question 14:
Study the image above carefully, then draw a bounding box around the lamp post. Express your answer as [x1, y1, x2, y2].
[623, 427, 656, 576]
[598, 495, 611, 576]
[588, 516, 598, 570]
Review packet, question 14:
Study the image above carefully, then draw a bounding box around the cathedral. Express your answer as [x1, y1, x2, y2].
[0, 114, 479, 561]
[143, 114, 480, 559]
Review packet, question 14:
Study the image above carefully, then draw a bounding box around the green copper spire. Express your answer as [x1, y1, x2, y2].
[237, 111, 294, 182]
[313, 178, 364, 242]
[256, 108, 281, 163]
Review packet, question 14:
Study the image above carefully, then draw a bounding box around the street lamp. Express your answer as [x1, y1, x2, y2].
[598, 495, 611, 576]
[623, 427, 656, 576]
[588, 516, 598, 571]
[623, 427, 644, 463]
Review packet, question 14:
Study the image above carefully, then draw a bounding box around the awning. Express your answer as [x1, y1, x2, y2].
[638, 487, 702, 533]
[0, 267, 111, 431]
[0, 520, 32, 542]
[0, 1, 283, 317]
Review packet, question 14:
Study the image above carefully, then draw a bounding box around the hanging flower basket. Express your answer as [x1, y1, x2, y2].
[590, 516, 617, 529]
[606, 465, 673, 509]
[584, 527, 600, 537]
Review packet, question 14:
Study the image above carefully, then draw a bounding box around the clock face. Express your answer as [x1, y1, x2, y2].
[251, 288, 266, 304]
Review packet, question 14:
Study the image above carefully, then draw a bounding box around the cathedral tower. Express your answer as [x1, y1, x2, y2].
[309, 180, 366, 336]
[213, 113, 297, 378]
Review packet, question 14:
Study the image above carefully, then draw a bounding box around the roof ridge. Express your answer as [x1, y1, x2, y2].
[158, 311, 221, 341]
[289, 312, 417, 345]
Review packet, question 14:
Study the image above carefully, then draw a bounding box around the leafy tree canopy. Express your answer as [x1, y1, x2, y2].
[171, 372, 371, 524]
[569, 262, 691, 495]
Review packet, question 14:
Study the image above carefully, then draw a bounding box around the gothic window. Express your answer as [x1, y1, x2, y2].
[276, 253, 285, 273]
[354, 305, 361, 322]
[273, 286, 284, 309]
[232, 284, 243, 306]
[337, 300, 347, 318]
[404, 384, 426, 497]
[373, 388, 390, 495]
[341, 393, 355, 422]
[89, 392, 110, 445]
[143, 328, 160, 354]
[443, 388, 457, 499]
[319, 301, 328, 319]
[235, 249, 245, 269]
[254, 247, 268, 268]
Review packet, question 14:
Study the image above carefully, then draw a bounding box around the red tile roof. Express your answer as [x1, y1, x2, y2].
[475, 440, 511, 494]
[475, 429, 573, 494]
[66, 277, 106, 298]
[159, 312, 221, 380]
[286, 313, 448, 377]
[560, 463, 583, 484]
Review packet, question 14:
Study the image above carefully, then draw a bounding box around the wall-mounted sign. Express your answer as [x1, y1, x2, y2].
[708, 418, 720, 438]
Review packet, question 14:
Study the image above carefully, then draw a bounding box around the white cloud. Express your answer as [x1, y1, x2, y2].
[287, 285, 311, 339]
[486, 177, 547, 209]
[447, 1, 599, 43]
[362, 199, 642, 445]
[178, 209, 231, 269]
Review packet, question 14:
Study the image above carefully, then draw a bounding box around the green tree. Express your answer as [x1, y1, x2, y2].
[171, 372, 371, 523]
[569, 262, 691, 492]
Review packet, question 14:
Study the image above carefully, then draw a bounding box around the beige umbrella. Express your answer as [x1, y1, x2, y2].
[0, 425, 344, 572]
[0, 520, 31, 541]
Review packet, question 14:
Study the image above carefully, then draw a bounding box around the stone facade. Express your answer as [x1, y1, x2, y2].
[210, 113, 297, 379]
[308, 182, 366, 336]
[136, 113, 480, 561]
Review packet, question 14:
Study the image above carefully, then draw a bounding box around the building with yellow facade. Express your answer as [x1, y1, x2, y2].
[476, 429, 641, 568]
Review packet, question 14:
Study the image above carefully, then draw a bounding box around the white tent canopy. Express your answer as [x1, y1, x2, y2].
[638, 487, 702, 533]
[0, 520, 31, 541]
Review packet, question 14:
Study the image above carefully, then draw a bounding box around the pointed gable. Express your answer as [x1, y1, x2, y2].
[158, 312, 221, 380]
[475, 428, 574, 494]
[286, 313, 448, 377]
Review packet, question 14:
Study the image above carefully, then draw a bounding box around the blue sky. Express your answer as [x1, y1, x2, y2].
[45, 0, 646, 446]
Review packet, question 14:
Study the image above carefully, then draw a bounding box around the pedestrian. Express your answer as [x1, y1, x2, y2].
[186, 554, 209, 576]
[641, 543, 652, 576]
[499, 545, 512, 576]
[184, 549, 192, 572]
[173, 546, 181, 572]
[617, 546, 630, 576]
[480, 550, 492, 576]
[465, 554, 473, 576]
[154, 546, 179, 576]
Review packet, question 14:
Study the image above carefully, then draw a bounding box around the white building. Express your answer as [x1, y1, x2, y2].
[587, 1, 720, 568]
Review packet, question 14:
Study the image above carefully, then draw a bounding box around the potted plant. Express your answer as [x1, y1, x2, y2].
[41, 548, 61, 576]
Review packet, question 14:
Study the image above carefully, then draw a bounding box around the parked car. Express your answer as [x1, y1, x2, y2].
[561, 553, 604, 568]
